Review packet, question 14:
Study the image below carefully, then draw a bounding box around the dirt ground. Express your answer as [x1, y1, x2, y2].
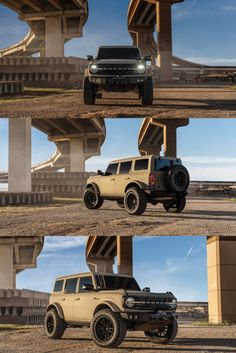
[0, 325, 236, 353]
[0, 86, 236, 119]
[0, 197, 236, 237]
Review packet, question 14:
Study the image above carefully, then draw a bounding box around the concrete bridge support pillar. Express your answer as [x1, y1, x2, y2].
[86, 258, 114, 274]
[152, 119, 189, 158]
[70, 138, 85, 172]
[45, 17, 64, 57]
[8, 118, 32, 192]
[156, 0, 173, 82]
[0, 245, 15, 289]
[117, 237, 133, 276]
[207, 236, 236, 324]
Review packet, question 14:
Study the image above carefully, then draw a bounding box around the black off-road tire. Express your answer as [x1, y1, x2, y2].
[91, 309, 127, 348]
[83, 188, 104, 209]
[45, 309, 66, 340]
[83, 76, 96, 105]
[163, 197, 186, 213]
[141, 77, 153, 106]
[145, 318, 178, 345]
[124, 187, 147, 215]
[165, 165, 190, 193]
[116, 200, 125, 209]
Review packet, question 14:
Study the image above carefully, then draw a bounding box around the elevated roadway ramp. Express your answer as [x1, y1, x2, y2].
[86, 236, 133, 276]
[0, 0, 88, 57]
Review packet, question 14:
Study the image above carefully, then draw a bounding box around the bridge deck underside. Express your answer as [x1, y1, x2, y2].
[0, 87, 236, 119]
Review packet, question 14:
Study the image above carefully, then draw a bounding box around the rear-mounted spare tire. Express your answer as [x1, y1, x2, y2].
[165, 165, 190, 193]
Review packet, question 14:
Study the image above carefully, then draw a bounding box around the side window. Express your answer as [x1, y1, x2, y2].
[105, 163, 118, 175]
[65, 278, 78, 294]
[134, 159, 149, 171]
[53, 280, 64, 292]
[119, 161, 132, 174]
[79, 276, 94, 292]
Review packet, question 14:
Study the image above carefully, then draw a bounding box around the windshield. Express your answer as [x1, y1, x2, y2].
[96, 275, 141, 291]
[97, 47, 141, 60]
[155, 158, 182, 171]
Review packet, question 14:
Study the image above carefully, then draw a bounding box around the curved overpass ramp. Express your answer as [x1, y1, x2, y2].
[0, 0, 88, 57]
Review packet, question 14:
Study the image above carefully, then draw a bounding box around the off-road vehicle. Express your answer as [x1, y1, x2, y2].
[83, 155, 190, 215]
[45, 272, 178, 348]
[83, 45, 153, 105]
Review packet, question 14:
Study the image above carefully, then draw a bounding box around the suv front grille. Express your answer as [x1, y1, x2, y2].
[132, 296, 173, 311]
[95, 64, 141, 76]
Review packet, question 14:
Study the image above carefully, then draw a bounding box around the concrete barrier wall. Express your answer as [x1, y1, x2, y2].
[0, 57, 87, 89]
[32, 172, 96, 198]
[0, 192, 52, 206]
[0, 81, 23, 95]
[0, 289, 49, 325]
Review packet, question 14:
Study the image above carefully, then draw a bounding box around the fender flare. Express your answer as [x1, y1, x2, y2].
[94, 300, 121, 315]
[46, 303, 65, 320]
[86, 182, 100, 195]
[125, 181, 147, 193]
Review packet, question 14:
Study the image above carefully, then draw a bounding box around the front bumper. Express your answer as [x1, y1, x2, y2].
[121, 311, 176, 331]
[90, 75, 147, 85]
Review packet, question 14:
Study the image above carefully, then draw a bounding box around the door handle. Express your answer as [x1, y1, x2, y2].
[110, 178, 115, 181]
[125, 178, 130, 180]
[61, 298, 66, 301]
[93, 297, 99, 300]
[75, 298, 80, 301]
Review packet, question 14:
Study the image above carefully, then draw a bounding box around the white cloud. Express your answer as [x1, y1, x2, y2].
[43, 236, 87, 253]
[222, 5, 236, 12]
[183, 56, 236, 66]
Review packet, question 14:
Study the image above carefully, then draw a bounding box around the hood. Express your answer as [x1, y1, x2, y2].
[92, 59, 144, 65]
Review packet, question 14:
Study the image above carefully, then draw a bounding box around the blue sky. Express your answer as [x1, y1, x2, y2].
[17, 236, 208, 301]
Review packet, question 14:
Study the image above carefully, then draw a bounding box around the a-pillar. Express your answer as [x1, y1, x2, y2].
[45, 17, 64, 57]
[0, 245, 15, 289]
[156, 0, 173, 82]
[70, 138, 85, 172]
[152, 118, 189, 158]
[207, 236, 236, 324]
[117, 237, 133, 276]
[8, 118, 32, 192]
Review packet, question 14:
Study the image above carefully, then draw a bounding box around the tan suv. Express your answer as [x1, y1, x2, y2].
[83, 155, 190, 215]
[45, 272, 178, 348]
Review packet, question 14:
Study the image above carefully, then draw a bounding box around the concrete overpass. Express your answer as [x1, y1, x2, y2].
[0, 236, 44, 289]
[0, 0, 88, 57]
[5, 117, 105, 199]
[128, 0, 185, 81]
[138, 117, 189, 158]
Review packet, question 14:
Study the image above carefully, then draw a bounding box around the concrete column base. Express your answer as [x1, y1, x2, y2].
[117, 237, 133, 276]
[207, 236, 236, 324]
[70, 138, 85, 172]
[8, 118, 32, 193]
[45, 17, 64, 57]
[156, 0, 173, 82]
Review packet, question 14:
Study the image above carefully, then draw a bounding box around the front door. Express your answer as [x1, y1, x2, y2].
[73, 276, 97, 323]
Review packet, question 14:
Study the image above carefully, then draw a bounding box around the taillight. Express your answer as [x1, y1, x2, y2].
[149, 173, 155, 186]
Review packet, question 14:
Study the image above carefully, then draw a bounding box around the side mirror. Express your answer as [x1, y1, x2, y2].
[143, 287, 150, 292]
[82, 283, 94, 291]
[87, 55, 94, 62]
[144, 55, 151, 62]
[97, 170, 104, 176]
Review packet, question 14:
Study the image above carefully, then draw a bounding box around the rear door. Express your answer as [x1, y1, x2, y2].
[114, 161, 132, 197]
[61, 277, 79, 322]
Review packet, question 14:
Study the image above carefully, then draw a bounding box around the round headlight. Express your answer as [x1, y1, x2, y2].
[90, 64, 98, 73]
[125, 297, 135, 308]
[137, 64, 146, 73]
